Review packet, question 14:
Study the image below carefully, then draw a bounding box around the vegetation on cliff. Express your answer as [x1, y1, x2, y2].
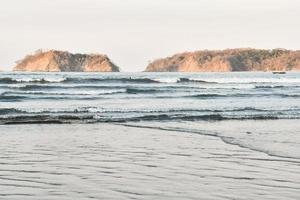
[14, 50, 120, 72]
[145, 49, 300, 72]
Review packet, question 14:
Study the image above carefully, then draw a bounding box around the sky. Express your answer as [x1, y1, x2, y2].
[0, 0, 299, 71]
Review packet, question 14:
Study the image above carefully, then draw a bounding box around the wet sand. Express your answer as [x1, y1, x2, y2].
[0, 123, 299, 200]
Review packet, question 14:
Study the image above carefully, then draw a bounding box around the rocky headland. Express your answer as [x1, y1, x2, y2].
[13, 50, 120, 72]
[145, 49, 300, 72]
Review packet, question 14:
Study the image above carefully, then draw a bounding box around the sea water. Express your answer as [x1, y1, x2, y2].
[1, 72, 300, 123]
[0, 72, 300, 199]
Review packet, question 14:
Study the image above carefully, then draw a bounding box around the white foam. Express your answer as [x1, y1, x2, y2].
[153, 77, 179, 83]
[14, 77, 66, 83]
[192, 77, 300, 84]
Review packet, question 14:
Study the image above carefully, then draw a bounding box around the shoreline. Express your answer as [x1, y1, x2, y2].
[121, 119, 300, 160]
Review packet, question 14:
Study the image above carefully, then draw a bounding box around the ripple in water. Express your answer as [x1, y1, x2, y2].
[0, 123, 300, 199]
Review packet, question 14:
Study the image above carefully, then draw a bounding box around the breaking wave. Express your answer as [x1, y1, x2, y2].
[0, 77, 226, 85]
[1, 113, 298, 125]
[0, 77, 66, 84]
[1, 106, 299, 124]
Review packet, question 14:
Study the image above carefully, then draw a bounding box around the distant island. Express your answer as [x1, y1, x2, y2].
[145, 48, 300, 72]
[13, 50, 120, 72]
[9, 48, 300, 72]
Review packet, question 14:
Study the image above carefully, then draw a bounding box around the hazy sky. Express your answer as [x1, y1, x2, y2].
[0, 0, 299, 71]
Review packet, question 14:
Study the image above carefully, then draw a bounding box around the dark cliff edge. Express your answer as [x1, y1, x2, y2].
[145, 48, 300, 72]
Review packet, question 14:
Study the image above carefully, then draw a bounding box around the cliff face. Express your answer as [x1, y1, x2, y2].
[145, 49, 300, 72]
[13, 50, 120, 72]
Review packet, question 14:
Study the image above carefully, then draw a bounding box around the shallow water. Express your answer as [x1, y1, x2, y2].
[125, 119, 300, 160]
[0, 123, 299, 200]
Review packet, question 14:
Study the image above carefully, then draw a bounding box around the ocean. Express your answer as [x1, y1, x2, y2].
[0, 72, 300, 199]
[1, 72, 300, 123]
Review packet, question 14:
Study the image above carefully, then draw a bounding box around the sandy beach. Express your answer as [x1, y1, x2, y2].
[0, 121, 299, 200]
